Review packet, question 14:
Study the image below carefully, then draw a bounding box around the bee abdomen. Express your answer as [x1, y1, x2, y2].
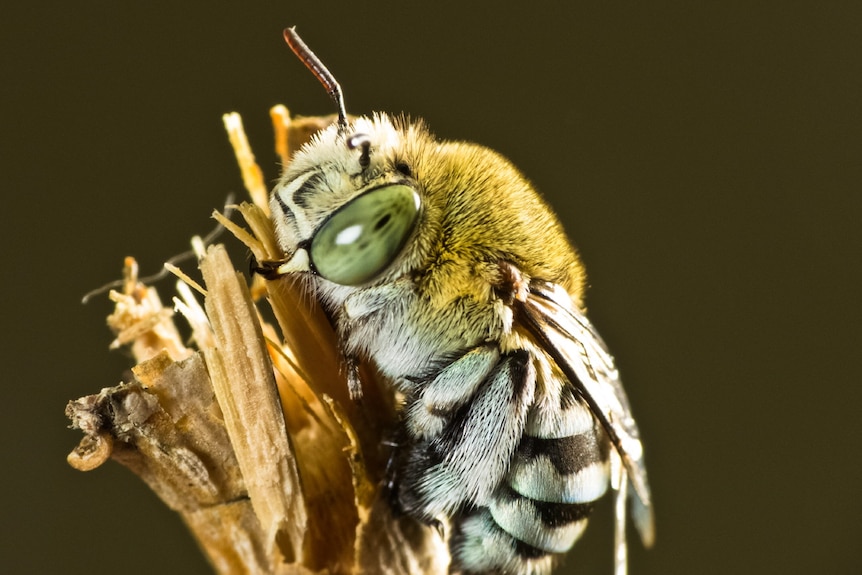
[488, 478, 596, 552]
[398, 344, 611, 573]
[509, 433, 611, 504]
[451, 396, 611, 574]
[451, 507, 559, 575]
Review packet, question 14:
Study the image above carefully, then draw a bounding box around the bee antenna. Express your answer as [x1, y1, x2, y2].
[283, 27, 348, 133]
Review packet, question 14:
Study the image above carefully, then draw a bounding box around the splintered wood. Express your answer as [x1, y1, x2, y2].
[66, 109, 448, 575]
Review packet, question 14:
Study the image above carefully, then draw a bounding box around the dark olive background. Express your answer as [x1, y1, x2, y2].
[3, 2, 861, 574]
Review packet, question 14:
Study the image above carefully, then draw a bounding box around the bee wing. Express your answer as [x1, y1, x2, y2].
[517, 281, 655, 548]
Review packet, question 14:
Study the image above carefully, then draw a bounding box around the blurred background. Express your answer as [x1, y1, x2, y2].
[3, 2, 860, 573]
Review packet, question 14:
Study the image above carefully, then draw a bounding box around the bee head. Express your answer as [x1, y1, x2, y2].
[267, 29, 424, 288]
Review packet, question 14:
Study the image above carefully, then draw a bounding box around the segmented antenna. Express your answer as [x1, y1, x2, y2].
[283, 27, 348, 132]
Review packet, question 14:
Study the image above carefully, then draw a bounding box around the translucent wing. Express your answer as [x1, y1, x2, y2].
[516, 280, 655, 549]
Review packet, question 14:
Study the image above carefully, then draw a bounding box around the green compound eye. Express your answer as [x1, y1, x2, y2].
[310, 184, 421, 286]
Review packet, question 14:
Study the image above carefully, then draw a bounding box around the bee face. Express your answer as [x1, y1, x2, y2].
[270, 116, 427, 288]
[266, 28, 654, 575]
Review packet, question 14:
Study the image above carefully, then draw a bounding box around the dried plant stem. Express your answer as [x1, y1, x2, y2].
[200, 244, 307, 565]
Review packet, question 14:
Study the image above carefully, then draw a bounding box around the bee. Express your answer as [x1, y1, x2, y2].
[260, 28, 654, 574]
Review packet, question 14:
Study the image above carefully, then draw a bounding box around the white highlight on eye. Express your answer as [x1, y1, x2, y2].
[334, 224, 362, 245]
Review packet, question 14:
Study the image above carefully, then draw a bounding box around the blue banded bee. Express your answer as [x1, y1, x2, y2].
[261, 28, 654, 574]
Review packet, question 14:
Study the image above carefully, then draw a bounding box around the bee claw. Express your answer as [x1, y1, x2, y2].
[249, 256, 286, 280]
[429, 518, 446, 538]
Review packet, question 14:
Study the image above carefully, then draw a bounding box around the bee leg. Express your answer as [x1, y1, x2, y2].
[429, 518, 446, 539]
[345, 355, 363, 402]
[248, 255, 289, 280]
[337, 280, 414, 402]
[379, 430, 406, 513]
[493, 260, 529, 304]
[399, 348, 536, 521]
[385, 426, 449, 537]
[611, 449, 629, 575]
